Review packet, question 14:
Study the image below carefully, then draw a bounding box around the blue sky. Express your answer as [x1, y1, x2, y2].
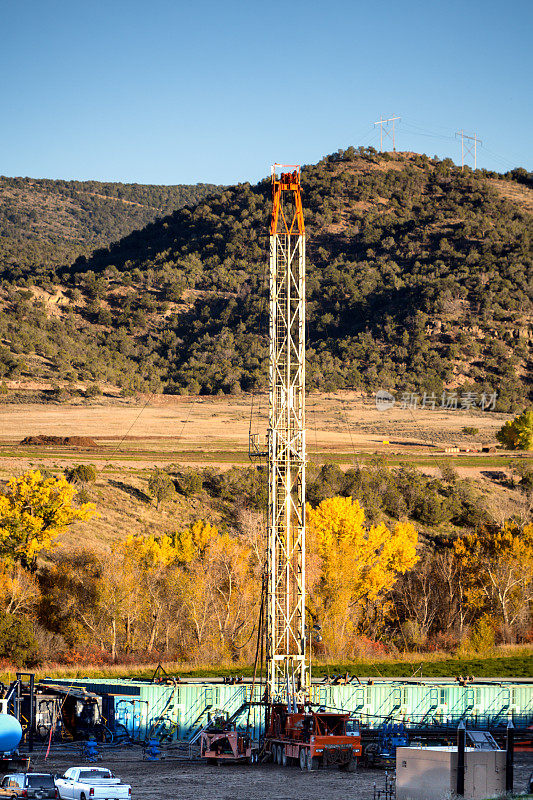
[1, 0, 531, 184]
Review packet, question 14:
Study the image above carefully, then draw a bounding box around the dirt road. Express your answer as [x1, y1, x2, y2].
[36, 748, 533, 800]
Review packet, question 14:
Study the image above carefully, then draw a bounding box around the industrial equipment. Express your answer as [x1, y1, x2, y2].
[80, 736, 101, 762]
[248, 165, 363, 770]
[200, 716, 254, 764]
[395, 745, 506, 800]
[0, 711, 26, 774]
[364, 722, 409, 767]
[143, 738, 162, 761]
[265, 703, 361, 771]
[249, 164, 308, 705]
[0, 715, 22, 754]
[373, 772, 396, 800]
[35, 674, 533, 755]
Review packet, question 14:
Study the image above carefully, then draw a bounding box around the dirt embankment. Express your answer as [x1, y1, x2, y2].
[20, 434, 97, 447]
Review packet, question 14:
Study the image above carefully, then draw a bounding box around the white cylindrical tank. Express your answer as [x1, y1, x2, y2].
[0, 714, 23, 753]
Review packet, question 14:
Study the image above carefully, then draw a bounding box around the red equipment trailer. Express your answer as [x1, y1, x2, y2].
[200, 719, 255, 765]
[265, 703, 362, 771]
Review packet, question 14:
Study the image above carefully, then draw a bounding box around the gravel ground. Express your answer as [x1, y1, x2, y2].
[26, 747, 533, 800]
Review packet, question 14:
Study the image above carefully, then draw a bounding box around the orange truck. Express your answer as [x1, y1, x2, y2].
[265, 704, 361, 771]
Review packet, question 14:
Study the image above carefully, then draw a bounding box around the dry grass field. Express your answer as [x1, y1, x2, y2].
[0, 393, 528, 552]
[0, 390, 513, 460]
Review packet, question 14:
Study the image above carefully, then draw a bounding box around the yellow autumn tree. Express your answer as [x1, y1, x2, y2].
[307, 496, 418, 657]
[112, 527, 218, 658]
[0, 561, 40, 616]
[0, 470, 95, 565]
[171, 521, 259, 659]
[121, 532, 180, 567]
[172, 520, 218, 564]
[114, 522, 259, 661]
[453, 522, 533, 635]
[115, 533, 183, 655]
[201, 531, 258, 659]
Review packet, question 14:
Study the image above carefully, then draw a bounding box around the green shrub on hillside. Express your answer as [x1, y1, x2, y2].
[66, 464, 98, 484]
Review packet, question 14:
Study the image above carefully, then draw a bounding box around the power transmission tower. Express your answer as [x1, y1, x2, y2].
[374, 115, 401, 152]
[455, 130, 482, 170]
[250, 165, 308, 704]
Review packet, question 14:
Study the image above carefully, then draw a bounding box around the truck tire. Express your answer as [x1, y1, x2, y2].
[306, 752, 319, 771]
[282, 747, 289, 767]
[341, 757, 357, 772]
[276, 744, 283, 765]
[364, 742, 378, 767]
[299, 748, 307, 770]
[80, 794, 87, 800]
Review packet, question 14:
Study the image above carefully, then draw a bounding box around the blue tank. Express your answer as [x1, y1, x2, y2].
[0, 714, 22, 753]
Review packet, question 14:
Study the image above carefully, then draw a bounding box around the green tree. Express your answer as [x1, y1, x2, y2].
[496, 408, 533, 450]
[147, 468, 175, 510]
[175, 469, 203, 498]
[0, 613, 40, 667]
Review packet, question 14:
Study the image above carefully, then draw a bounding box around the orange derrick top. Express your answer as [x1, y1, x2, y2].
[270, 167, 305, 236]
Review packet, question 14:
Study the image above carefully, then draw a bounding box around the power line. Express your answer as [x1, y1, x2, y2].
[373, 115, 401, 152]
[405, 123, 523, 173]
[405, 119, 454, 135]
[482, 146, 522, 170]
[351, 124, 379, 145]
[401, 119, 523, 171]
[349, 115, 524, 177]
[455, 130, 482, 171]
[401, 123, 455, 143]
[355, 117, 521, 174]
[360, 130, 380, 148]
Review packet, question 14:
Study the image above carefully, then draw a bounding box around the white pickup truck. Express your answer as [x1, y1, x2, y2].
[55, 768, 131, 800]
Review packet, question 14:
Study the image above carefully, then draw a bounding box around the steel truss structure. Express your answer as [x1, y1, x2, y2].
[266, 165, 308, 702]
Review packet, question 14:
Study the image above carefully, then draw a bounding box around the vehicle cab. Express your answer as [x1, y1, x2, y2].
[0, 773, 57, 799]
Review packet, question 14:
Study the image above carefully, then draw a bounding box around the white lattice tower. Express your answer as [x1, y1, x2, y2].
[266, 164, 308, 702]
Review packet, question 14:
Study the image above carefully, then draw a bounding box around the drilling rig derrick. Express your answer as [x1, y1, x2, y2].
[266, 165, 307, 705]
[248, 166, 362, 771]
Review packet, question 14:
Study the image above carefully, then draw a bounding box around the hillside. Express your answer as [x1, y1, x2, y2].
[0, 176, 221, 280]
[0, 148, 531, 410]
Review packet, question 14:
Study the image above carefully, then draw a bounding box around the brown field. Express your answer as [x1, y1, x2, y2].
[30, 748, 533, 800]
[0, 391, 513, 460]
